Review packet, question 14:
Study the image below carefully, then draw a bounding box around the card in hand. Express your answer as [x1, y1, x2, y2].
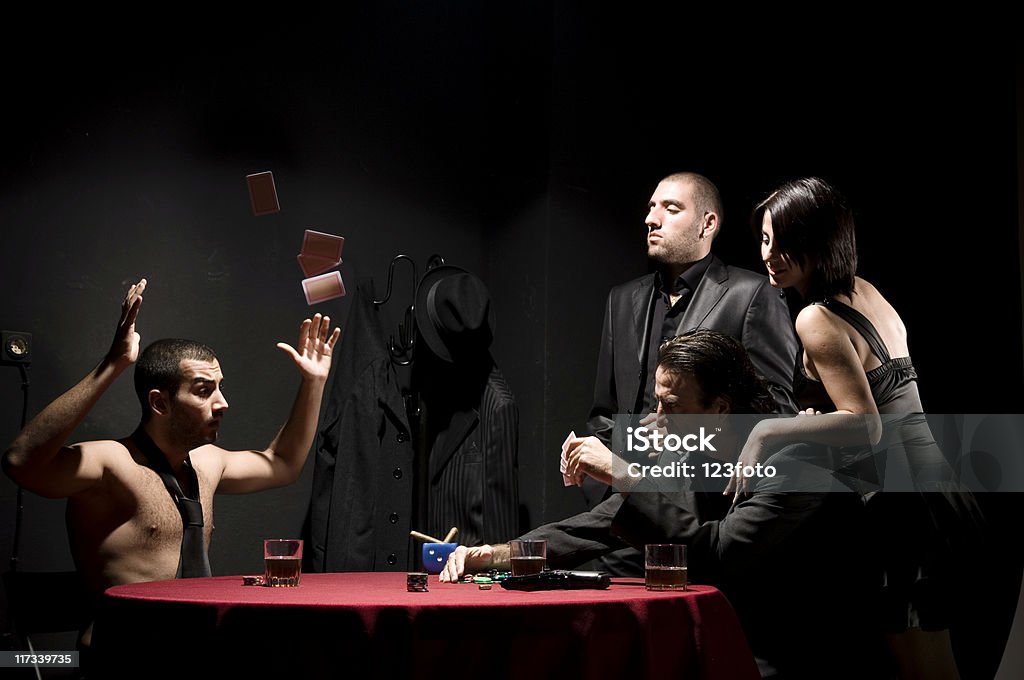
[301, 271, 346, 305]
[561, 431, 576, 455]
[561, 430, 576, 486]
[246, 171, 280, 216]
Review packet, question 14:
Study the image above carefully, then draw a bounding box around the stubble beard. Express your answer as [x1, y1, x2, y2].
[648, 239, 699, 268]
[167, 408, 218, 452]
[646, 215, 705, 267]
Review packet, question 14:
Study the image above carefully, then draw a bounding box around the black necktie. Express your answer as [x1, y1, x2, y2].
[672, 283, 692, 311]
[131, 428, 212, 578]
[660, 283, 692, 345]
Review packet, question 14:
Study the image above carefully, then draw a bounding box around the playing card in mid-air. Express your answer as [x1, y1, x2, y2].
[246, 171, 280, 216]
[301, 271, 346, 305]
[301, 230, 345, 262]
[297, 230, 344, 277]
[297, 254, 340, 278]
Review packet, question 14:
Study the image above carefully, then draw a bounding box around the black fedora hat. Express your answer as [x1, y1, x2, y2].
[415, 265, 495, 363]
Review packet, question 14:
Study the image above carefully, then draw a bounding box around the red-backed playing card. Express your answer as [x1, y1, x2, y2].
[297, 254, 341, 278]
[246, 171, 280, 216]
[301, 271, 346, 305]
[301, 230, 344, 261]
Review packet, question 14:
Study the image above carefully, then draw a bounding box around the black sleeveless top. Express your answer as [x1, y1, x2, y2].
[794, 298, 922, 414]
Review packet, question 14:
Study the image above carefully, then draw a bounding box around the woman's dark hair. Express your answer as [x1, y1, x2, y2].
[657, 328, 776, 414]
[752, 176, 857, 299]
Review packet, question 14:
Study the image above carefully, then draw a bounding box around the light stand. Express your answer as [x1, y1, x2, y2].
[1, 331, 33, 574]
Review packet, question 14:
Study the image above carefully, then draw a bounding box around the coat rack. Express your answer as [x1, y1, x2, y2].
[373, 254, 417, 365]
[374, 253, 447, 366]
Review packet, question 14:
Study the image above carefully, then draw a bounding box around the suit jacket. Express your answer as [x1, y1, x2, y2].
[422, 364, 520, 549]
[588, 256, 797, 441]
[582, 257, 799, 573]
[309, 278, 520, 572]
[307, 277, 416, 572]
[611, 444, 889, 679]
[519, 452, 732, 569]
[583, 256, 798, 489]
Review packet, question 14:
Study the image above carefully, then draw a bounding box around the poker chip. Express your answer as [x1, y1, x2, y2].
[407, 572, 429, 592]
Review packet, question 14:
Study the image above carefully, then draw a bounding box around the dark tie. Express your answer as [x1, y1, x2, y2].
[661, 283, 692, 345]
[673, 283, 692, 310]
[131, 428, 212, 578]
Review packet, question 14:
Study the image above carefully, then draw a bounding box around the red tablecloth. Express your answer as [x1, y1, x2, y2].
[93, 572, 759, 679]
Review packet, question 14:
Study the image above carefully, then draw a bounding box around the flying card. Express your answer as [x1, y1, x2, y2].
[301, 230, 345, 261]
[301, 271, 346, 305]
[246, 171, 280, 216]
[297, 254, 341, 278]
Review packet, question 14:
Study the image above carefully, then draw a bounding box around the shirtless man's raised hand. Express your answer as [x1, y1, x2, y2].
[2, 278, 341, 648]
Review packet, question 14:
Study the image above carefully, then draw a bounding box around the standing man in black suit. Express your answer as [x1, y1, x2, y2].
[584, 172, 799, 574]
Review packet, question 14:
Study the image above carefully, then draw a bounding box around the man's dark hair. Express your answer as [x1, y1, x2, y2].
[134, 339, 217, 421]
[657, 329, 775, 414]
[752, 176, 857, 299]
[661, 171, 724, 229]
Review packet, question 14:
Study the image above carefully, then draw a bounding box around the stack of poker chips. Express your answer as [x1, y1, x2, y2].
[407, 572, 429, 592]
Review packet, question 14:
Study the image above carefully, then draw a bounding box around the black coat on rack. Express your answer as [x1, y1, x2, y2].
[307, 275, 414, 571]
[306, 256, 519, 571]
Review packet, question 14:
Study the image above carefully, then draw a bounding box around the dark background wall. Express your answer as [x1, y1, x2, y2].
[1, 4, 1022, 674]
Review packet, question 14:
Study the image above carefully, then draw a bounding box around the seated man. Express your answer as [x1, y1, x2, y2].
[2, 278, 340, 653]
[441, 329, 888, 678]
[439, 328, 772, 578]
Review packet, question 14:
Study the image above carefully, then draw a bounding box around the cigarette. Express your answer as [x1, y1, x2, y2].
[410, 530, 445, 544]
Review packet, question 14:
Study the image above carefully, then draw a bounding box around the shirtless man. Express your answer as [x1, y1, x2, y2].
[2, 278, 340, 649]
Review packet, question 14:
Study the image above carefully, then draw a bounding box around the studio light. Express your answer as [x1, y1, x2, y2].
[1, 330, 32, 365]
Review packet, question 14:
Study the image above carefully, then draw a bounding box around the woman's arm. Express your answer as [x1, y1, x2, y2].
[728, 305, 882, 496]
